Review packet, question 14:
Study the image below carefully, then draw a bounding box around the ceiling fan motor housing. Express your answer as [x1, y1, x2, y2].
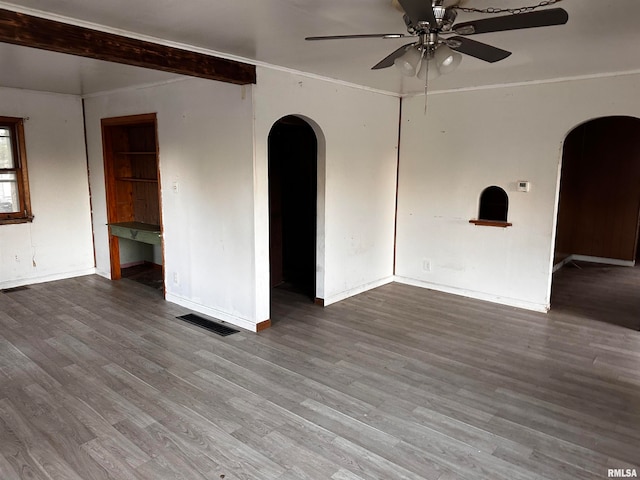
[438, 7, 458, 32]
[415, 5, 456, 32]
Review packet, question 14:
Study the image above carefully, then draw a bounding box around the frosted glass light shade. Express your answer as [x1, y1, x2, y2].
[417, 59, 441, 81]
[434, 45, 462, 75]
[394, 47, 421, 76]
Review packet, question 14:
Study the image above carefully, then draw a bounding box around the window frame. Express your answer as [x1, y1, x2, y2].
[0, 116, 33, 224]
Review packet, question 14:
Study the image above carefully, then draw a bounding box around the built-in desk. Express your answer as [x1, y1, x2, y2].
[108, 222, 161, 245]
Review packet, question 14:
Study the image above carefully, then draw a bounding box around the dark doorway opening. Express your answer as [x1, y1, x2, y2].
[268, 116, 317, 300]
[552, 115, 640, 329]
[554, 116, 640, 266]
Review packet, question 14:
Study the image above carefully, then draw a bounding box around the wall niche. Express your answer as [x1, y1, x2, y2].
[102, 113, 163, 291]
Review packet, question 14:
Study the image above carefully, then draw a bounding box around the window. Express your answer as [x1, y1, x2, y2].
[0, 117, 32, 224]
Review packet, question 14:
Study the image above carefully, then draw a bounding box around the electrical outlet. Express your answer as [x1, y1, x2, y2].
[172, 181, 179, 194]
[173, 272, 179, 285]
[423, 260, 431, 272]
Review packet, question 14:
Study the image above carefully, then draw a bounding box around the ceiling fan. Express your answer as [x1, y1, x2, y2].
[306, 0, 569, 81]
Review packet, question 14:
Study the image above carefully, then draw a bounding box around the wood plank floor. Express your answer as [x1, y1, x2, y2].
[552, 260, 640, 330]
[0, 270, 639, 479]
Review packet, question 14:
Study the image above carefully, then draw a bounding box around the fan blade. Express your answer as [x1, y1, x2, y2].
[371, 42, 416, 70]
[453, 8, 568, 35]
[305, 33, 406, 41]
[447, 36, 511, 63]
[397, 0, 437, 28]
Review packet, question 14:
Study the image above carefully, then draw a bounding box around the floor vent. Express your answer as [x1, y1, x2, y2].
[176, 314, 240, 336]
[1, 286, 30, 293]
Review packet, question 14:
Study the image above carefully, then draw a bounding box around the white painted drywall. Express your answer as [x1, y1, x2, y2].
[0, 87, 95, 288]
[253, 68, 399, 319]
[396, 73, 640, 312]
[83, 78, 257, 330]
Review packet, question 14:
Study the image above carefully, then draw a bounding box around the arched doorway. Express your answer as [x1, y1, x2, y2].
[554, 116, 640, 266]
[551, 116, 640, 329]
[268, 116, 318, 300]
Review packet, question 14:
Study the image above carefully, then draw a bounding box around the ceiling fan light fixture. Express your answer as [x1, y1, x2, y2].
[434, 44, 462, 74]
[393, 46, 421, 76]
[417, 58, 440, 81]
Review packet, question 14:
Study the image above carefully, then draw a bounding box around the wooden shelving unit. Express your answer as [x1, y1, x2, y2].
[102, 113, 163, 287]
[115, 177, 158, 183]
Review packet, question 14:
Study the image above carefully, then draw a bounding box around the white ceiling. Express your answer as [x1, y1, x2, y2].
[1, 0, 639, 96]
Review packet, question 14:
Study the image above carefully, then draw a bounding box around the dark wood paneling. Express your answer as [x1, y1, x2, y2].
[132, 181, 160, 226]
[0, 8, 256, 85]
[556, 116, 640, 261]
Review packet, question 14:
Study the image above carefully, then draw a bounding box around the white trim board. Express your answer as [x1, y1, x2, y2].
[322, 276, 394, 307]
[393, 275, 550, 313]
[553, 254, 635, 272]
[165, 293, 258, 333]
[0, 268, 96, 291]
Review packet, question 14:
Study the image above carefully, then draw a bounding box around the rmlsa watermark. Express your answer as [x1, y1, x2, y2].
[608, 469, 638, 478]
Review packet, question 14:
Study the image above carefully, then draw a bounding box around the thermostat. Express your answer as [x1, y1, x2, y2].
[517, 181, 530, 192]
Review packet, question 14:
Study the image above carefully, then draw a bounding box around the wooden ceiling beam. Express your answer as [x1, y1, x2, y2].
[0, 8, 256, 85]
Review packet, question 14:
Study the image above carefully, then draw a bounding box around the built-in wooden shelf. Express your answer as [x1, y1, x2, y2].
[108, 221, 161, 245]
[102, 114, 161, 283]
[469, 219, 513, 228]
[117, 151, 156, 155]
[116, 177, 158, 183]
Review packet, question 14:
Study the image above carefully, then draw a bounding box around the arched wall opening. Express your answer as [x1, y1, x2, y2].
[551, 116, 640, 328]
[554, 115, 640, 268]
[478, 185, 509, 223]
[267, 115, 326, 307]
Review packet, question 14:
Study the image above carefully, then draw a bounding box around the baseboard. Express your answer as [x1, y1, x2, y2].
[0, 267, 97, 291]
[554, 254, 635, 272]
[121, 261, 162, 270]
[393, 275, 549, 313]
[322, 276, 394, 307]
[165, 293, 260, 332]
[120, 260, 145, 269]
[570, 254, 635, 267]
[553, 255, 574, 273]
[256, 319, 271, 331]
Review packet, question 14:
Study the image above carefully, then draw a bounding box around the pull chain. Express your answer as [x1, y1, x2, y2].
[454, 0, 563, 15]
[420, 48, 429, 114]
[419, 0, 564, 114]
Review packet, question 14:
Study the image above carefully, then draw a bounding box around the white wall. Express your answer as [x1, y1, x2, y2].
[253, 68, 400, 319]
[0, 87, 95, 289]
[84, 69, 399, 331]
[396, 73, 640, 312]
[83, 78, 257, 330]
